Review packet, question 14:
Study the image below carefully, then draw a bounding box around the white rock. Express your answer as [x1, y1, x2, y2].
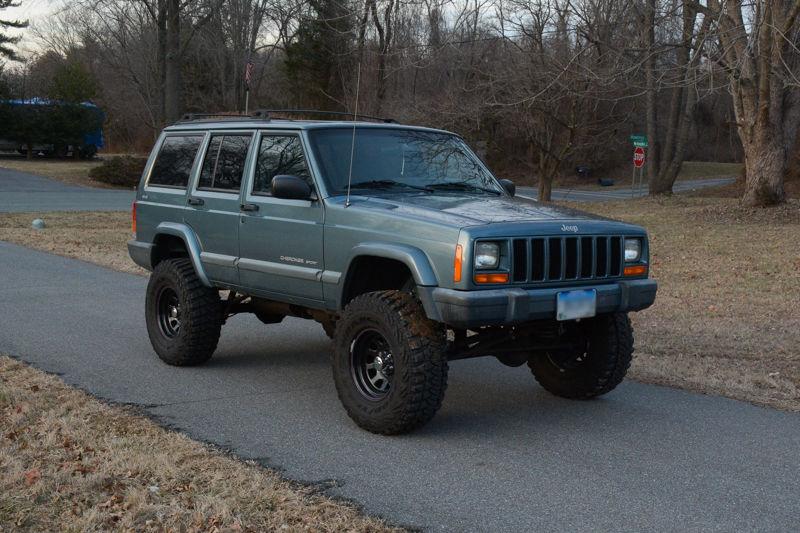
[31, 218, 46, 230]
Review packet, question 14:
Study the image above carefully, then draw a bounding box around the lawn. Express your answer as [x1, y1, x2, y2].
[1, 195, 798, 411]
[580, 197, 800, 410]
[0, 212, 143, 275]
[0, 356, 396, 531]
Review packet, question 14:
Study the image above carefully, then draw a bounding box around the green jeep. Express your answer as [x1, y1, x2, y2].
[128, 111, 657, 434]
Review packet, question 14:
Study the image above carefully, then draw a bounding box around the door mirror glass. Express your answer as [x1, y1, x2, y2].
[499, 179, 516, 197]
[272, 175, 312, 200]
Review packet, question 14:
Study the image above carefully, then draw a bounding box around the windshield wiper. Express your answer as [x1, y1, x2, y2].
[346, 180, 433, 193]
[428, 181, 502, 195]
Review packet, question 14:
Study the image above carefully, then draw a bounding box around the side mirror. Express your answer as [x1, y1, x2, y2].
[499, 179, 516, 197]
[272, 175, 312, 200]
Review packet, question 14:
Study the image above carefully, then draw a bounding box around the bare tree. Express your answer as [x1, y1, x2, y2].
[699, 0, 800, 206]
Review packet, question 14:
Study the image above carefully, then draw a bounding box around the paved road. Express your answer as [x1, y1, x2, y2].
[1, 242, 798, 531]
[518, 177, 735, 202]
[0, 165, 733, 213]
[0, 167, 134, 212]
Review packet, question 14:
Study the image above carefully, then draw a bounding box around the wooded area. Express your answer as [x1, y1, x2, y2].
[1, 0, 799, 205]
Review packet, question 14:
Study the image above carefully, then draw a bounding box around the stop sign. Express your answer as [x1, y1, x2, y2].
[633, 147, 646, 168]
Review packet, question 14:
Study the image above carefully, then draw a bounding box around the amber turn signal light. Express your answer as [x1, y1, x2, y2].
[453, 244, 463, 282]
[474, 273, 509, 284]
[624, 265, 647, 276]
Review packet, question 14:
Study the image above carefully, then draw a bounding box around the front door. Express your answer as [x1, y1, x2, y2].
[238, 131, 324, 303]
[185, 131, 254, 286]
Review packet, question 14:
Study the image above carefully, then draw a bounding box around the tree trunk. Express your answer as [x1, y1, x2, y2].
[538, 177, 553, 202]
[164, 0, 183, 123]
[26, 143, 33, 159]
[157, 0, 167, 125]
[742, 140, 786, 206]
[643, 0, 660, 189]
[537, 156, 558, 202]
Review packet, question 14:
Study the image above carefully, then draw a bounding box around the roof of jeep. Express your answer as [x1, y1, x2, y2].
[162, 119, 457, 137]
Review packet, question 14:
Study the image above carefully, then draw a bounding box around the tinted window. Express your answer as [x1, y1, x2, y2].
[253, 135, 311, 195]
[198, 134, 252, 192]
[148, 135, 203, 188]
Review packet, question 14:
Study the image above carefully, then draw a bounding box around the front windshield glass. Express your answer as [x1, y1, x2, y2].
[307, 127, 504, 195]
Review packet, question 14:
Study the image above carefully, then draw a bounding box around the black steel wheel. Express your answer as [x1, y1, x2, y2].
[145, 258, 223, 366]
[528, 313, 633, 399]
[350, 329, 394, 400]
[156, 287, 182, 338]
[332, 290, 448, 435]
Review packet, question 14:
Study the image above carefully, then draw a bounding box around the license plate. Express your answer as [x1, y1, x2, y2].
[556, 289, 597, 321]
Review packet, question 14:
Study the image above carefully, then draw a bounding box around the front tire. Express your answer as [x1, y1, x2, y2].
[332, 290, 448, 435]
[528, 313, 633, 399]
[145, 258, 223, 366]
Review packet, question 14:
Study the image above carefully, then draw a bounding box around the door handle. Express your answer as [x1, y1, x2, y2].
[240, 203, 259, 212]
[187, 197, 204, 206]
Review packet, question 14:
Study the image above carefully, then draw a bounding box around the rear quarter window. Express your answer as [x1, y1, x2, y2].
[148, 135, 204, 188]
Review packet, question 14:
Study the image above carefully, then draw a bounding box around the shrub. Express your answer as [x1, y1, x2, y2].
[89, 156, 147, 187]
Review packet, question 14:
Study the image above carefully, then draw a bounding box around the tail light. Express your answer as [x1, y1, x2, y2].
[131, 201, 137, 235]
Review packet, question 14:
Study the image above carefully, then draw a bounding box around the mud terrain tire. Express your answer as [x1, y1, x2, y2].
[332, 290, 448, 434]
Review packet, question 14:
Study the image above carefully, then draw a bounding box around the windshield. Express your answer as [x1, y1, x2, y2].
[307, 127, 504, 195]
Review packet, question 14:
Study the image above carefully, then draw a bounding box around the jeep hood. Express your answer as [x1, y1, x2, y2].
[336, 192, 612, 227]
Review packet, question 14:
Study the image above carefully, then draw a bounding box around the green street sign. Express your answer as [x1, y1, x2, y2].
[629, 134, 648, 148]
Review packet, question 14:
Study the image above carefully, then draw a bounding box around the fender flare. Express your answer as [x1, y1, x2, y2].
[153, 222, 212, 287]
[346, 242, 439, 287]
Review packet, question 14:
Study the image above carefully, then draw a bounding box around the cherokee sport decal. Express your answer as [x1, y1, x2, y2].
[280, 255, 319, 266]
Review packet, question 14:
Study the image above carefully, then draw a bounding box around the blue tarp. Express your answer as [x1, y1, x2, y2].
[2, 98, 105, 148]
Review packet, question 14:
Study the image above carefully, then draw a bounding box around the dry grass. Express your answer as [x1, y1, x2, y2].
[0, 156, 114, 189]
[573, 196, 800, 411]
[0, 356, 397, 532]
[0, 212, 144, 276]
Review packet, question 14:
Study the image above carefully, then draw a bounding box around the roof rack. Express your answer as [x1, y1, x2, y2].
[254, 109, 397, 123]
[177, 109, 396, 124]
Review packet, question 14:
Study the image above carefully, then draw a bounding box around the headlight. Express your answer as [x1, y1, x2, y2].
[624, 238, 642, 262]
[474, 242, 500, 269]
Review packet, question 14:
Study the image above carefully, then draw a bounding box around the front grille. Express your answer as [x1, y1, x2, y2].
[510, 235, 624, 283]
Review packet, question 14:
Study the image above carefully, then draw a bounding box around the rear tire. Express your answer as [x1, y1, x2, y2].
[332, 290, 448, 434]
[145, 258, 223, 366]
[528, 313, 633, 399]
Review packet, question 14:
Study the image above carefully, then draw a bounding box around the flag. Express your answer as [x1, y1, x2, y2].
[244, 61, 254, 88]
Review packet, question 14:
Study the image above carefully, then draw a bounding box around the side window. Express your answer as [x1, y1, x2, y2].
[253, 135, 311, 195]
[148, 135, 203, 188]
[198, 134, 252, 192]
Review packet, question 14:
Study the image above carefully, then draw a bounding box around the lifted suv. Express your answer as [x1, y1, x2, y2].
[128, 111, 657, 434]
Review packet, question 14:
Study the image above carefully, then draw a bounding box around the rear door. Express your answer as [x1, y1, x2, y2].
[185, 131, 255, 286]
[237, 130, 324, 303]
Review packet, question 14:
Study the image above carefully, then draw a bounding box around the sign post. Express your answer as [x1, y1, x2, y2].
[629, 135, 647, 197]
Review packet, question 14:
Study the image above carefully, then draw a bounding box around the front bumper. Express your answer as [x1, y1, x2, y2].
[420, 279, 657, 329]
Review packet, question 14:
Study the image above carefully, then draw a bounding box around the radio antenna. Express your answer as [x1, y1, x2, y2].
[345, 61, 361, 208]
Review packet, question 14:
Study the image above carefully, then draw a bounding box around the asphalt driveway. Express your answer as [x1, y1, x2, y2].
[1, 241, 798, 531]
[518, 177, 736, 202]
[0, 167, 134, 212]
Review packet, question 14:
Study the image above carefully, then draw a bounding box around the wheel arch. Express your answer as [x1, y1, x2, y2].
[150, 222, 212, 287]
[339, 243, 439, 308]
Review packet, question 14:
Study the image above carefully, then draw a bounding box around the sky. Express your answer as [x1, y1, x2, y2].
[2, 0, 56, 58]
